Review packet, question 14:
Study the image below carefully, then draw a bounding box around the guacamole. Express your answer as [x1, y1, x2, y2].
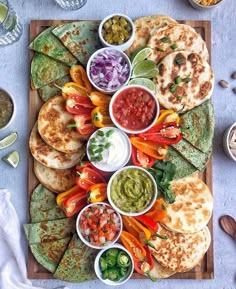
[110, 168, 155, 213]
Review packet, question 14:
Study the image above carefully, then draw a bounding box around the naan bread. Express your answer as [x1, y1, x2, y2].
[38, 95, 87, 153]
[154, 51, 214, 113]
[147, 24, 209, 63]
[127, 15, 178, 55]
[30, 122, 85, 169]
[161, 176, 213, 234]
[34, 160, 76, 193]
[148, 225, 210, 272]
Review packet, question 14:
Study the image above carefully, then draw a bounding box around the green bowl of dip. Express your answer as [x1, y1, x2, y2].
[0, 88, 15, 131]
[107, 166, 157, 216]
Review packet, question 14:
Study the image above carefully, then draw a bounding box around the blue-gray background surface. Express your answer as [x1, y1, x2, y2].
[0, 0, 236, 288]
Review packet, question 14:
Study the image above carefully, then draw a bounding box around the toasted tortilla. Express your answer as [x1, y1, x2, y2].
[153, 51, 214, 113]
[147, 24, 209, 63]
[53, 234, 97, 282]
[30, 184, 65, 223]
[52, 21, 102, 66]
[30, 122, 85, 169]
[29, 26, 78, 66]
[148, 259, 176, 279]
[180, 100, 214, 153]
[30, 237, 71, 273]
[34, 160, 76, 193]
[38, 95, 87, 153]
[31, 53, 70, 90]
[23, 218, 75, 244]
[161, 175, 213, 234]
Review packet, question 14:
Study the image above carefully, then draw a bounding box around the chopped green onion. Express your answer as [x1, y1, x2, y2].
[104, 142, 112, 149]
[157, 47, 165, 52]
[175, 58, 184, 65]
[182, 77, 191, 83]
[89, 144, 97, 150]
[171, 44, 178, 50]
[106, 129, 114, 137]
[95, 148, 103, 154]
[90, 138, 96, 143]
[170, 84, 177, 93]
[97, 130, 105, 137]
[176, 96, 183, 101]
[160, 37, 170, 43]
[175, 76, 181, 85]
[97, 154, 103, 162]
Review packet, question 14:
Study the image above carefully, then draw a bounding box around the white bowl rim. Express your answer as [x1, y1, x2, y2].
[76, 202, 123, 250]
[86, 127, 132, 172]
[225, 122, 236, 162]
[107, 165, 158, 216]
[0, 87, 16, 131]
[189, 0, 223, 8]
[94, 242, 134, 286]
[109, 84, 160, 134]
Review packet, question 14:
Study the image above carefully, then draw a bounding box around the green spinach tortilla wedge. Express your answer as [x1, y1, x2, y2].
[23, 218, 75, 244]
[30, 237, 71, 273]
[180, 100, 214, 153]
[30, 184, 65, 223]
[29, 26, 78, 66]
[52, 21, 102, 66]
[31, 53, 70, 89]
[53, 234, 97, 282]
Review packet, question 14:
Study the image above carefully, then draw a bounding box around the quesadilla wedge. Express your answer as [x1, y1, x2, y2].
[53, 234, 97, 282]
[29, 26, 78, 66]
[148, 259, 177, 279]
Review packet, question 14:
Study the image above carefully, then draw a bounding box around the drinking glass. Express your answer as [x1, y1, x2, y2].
[54, 0, 87, 10]
[0, 0, 22, 46]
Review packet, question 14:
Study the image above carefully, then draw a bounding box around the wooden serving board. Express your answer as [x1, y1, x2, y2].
[28, 19, 213, 280]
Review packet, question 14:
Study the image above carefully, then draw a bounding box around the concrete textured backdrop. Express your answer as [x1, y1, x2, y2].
[0, 0, 236, 288]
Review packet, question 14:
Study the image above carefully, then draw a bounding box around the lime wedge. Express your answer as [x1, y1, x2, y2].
[131, 47, 153, 68]
[0, 132, 18, 149]
[129, 78, 156, 94]
[0, 3, 8, 23]
[131, 60, 158, 79]
[2, 150, 20, 168]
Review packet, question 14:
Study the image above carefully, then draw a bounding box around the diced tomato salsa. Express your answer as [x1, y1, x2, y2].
[112, 87, 157, 131]
[79, 204, 121, 247]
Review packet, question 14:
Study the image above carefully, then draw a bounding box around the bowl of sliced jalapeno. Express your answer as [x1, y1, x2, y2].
[94, 243, 134, 285]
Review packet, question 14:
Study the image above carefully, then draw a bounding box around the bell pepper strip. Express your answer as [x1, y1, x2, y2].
[67, 114, 96, 135]
[135, 246, 156, 281]
[76, 167, 106, 191]
[70, 65, 92, 92]
[134, 215, 158, 233]
[138, 122, 182, 145]
[87, 183, 107, 203]
[60, 82, 88, 99]
[65, 94, 95, 115]
[131, 146, 155, 168]
[122, 217, 140, 240]
[91, 106, 114, 128]
[89, 91, 111, 107]
[56, 185, 81, 206]
[130, 136, 168, 160]
[61, 190, 88, 217]
[156, 109, 180, 125]
[145, 199, 167, 222]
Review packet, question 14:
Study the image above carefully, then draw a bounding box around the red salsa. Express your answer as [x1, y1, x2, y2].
[112, 87, 157, 131]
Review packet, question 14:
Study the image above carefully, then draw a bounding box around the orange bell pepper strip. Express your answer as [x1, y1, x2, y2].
[87, 183, 107, 203]
[145, 199, 167, 222]
[130, 136, 168, 160]
[56, 185, 81, 206]
[60, 82, 88, 99]
[155, 109, 180, 125]
[89, 91, 111, 106]
[70, 65, 92, 92]
[91, 106, 114, 128]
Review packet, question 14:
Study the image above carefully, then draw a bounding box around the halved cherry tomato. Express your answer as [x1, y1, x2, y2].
[76, 167, 106, 191]
[131, 146, 155, 168]
[66, 94, 95, 115]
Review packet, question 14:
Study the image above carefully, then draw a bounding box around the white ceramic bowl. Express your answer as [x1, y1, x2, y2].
[107, 166, 157, 216]
[98, 13, 135, 51]
[0, 87, 16, 131]
[76, 202, 122, 250]
[86, 127, 131, 172]
[109, 84, 160, 134]
[94, 243, 134, 286]
[188, 0, 223, 9]
[223, 122, 236, 162]
[86, 47, 132, 95]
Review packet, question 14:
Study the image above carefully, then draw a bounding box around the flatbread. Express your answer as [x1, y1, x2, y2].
[148, 259, 176, 279]
[147, 24, 209, 63]
[23, 218, 75, 244]
[31, 53, 70, 90]
[30, 122, 85, 169]
[30, 237, 71, 273]
[52, 21, 102, 66]
[34, 160, 76, 193]
[126, 15, 178, 55]
[180, 100, 214, 153]
[29, 26, 78, 66]
[148, 225, 210, 272]
[53, 234, 97, 282]
[161, 175, 213, 233]
[30, 184, 65, 223]
[153, 51, 214, 113]
[38, 95, 87, 153]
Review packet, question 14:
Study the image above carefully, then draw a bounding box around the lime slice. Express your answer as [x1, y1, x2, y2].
[131, 60, 158, 78]
[0, 132, 18, 149]
[129, 78, 156, 94]
[0, 3, 8, 23]
[2, 150, 20, 168]
[131, 47, 153, 68]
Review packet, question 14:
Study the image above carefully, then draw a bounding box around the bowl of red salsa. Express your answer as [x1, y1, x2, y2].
[109, 85, 159, 134]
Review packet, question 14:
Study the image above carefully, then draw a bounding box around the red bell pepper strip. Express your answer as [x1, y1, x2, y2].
[135, 215, 158, 232]
[131, 145, 155, 168]
[139, 122, 182, 145]
[76, 167, 106, 191]
[67, 114, 96, 135]
[134, 246, 155, 281]
[61, 190, 87, 217]
[65, 94, 95, 115]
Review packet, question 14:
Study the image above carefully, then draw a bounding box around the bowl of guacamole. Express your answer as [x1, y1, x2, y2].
[107, 166, 157, 216]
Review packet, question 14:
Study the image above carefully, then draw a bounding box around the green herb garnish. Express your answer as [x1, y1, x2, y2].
[170, 84, 177, 93]
[176, 96, 182, 101]
[157, 47, 165, 52]
[160, 37, 170, 43]
[182, 77, 191, 83]
[175, 58, 184, 65]
[171, 44, 178, 50]
[175, 76, 181, 85]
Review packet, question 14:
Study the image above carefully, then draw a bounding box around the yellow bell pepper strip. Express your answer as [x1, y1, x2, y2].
[156, 109, 180, 125]
[70, 65, 92, 92]
[89, 91, 111, 107]
[145, 199, 167, 222]
[56, 185, 81, 206]
[87, 183, 107, 203]
[130, 136, 168, 160]
[60, 82, 88, 99]
[91, 106, 114, 128]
